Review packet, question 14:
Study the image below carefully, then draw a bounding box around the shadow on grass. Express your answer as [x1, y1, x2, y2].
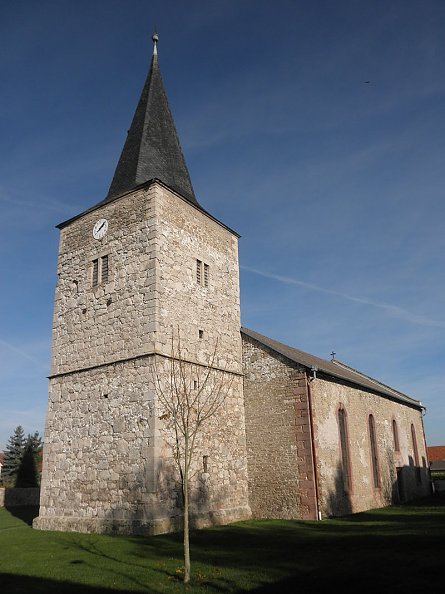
[124, 493, 445, 592]
[0, 573, 152, 594]
[334, 491, 445, 528]
[57, 533, 167, 592]
[5, 505, 39, 526]
[33, 493, 445, 593]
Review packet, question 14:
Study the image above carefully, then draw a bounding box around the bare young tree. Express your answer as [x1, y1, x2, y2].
[152, 329, 234, 583]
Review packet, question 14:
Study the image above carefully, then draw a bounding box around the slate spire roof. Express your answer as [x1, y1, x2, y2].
[106, 33, 197, 205]
[57, 33, 240, 234]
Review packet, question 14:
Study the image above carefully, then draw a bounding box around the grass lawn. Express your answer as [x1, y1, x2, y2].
[1, 494, 445, 593]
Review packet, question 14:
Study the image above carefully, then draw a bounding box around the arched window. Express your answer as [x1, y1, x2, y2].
[337, 406, 352, 492]
[368, 414, 380, 488]
[411, 424, 421, 484]
[392, 419, 400, 452]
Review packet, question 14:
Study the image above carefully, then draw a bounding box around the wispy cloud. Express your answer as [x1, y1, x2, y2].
[0, 339, 46, 367]
[241, 265, 445, 329]
[0, 192, 71, 214]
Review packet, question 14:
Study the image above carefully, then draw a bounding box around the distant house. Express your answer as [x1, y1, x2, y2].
[427, 446, 445, 472]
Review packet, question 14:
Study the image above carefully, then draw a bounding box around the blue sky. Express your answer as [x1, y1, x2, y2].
[1, 0, 444, 449]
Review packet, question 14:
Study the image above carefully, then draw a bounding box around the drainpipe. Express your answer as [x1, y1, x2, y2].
[419, 403, 432, 494]
[306, 370, 322, 520]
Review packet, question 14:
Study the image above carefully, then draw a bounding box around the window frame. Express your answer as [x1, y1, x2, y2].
[196, 259, 202, 285]
[337, 405, 352, 493]
[101, 254, 109, 284]
[368, 414, 381, 489]
[392, 419, 400, 452]
[92, 258, 99, 288]
[196, 259, 209, 288]
[411, 423, 421, 485]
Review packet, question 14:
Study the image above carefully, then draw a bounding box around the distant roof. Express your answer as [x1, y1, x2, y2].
[241, 327, 422, 409]
[106, 33, 197, 206]
[427, 446, 445, 462]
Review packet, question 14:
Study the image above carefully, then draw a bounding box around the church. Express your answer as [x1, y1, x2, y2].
[34, 35, 430, 535]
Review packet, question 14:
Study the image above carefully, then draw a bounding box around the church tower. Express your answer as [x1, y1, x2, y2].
[35, 35, 251, 534]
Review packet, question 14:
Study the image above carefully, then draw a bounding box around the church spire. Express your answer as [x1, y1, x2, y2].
[106, 33, 198, 205]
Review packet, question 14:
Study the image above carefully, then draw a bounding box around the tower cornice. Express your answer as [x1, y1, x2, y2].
[56, 178, 240, 238]
[48, 349, 244, 380]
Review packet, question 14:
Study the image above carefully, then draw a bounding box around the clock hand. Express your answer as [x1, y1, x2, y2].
[98, 221, 105, 232]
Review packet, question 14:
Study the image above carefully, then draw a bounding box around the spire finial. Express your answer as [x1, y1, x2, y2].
[152, 30, 159, 56]
[106, 25, 197, 204]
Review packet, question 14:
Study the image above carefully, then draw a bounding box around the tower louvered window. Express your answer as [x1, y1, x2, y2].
[101, 255, 109, 284]
[196, 259, 209, 287]
[92, 255, 110, 288]
[92, 259, 99, 288]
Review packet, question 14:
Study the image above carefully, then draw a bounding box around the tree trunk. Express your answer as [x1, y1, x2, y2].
[183, 468, 190, 583]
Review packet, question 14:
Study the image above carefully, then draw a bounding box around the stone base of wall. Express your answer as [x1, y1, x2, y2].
[33, 505, 251, 535]
[0, 488, 40, 507]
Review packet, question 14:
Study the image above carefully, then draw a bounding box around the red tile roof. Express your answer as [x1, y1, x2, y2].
[427, 446, 445, 462]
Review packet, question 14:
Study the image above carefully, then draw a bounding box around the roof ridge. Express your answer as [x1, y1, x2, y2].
[241, 326, 421, 408]
[330, 359, 411, 399]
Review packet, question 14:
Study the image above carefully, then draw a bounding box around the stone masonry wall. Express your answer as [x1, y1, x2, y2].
[51, 186, 158, 376]
[37, 182, 251, 534]
[311, 376, 430, 517]
[154, 185, 242, 373]
[242, 335, 317, 520]
[36, 356, 249, 534]
[51, 182, 242, 377]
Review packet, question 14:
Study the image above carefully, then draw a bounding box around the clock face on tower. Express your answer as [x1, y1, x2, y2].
[93, 218, 108, 240]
